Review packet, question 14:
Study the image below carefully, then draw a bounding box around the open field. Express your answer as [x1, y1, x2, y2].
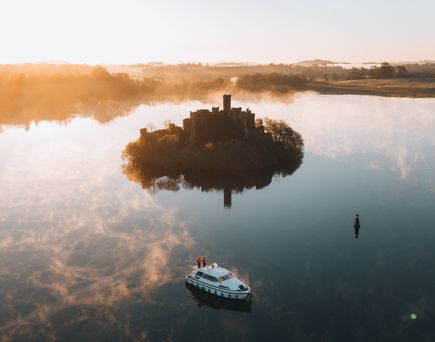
[309, 78, 435, 97]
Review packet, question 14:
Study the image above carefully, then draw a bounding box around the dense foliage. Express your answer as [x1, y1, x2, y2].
[122, 119, 304, 186]
[348, 62, 410, 79]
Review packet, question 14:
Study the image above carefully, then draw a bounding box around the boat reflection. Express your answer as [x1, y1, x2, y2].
[185, 282, 252, 313]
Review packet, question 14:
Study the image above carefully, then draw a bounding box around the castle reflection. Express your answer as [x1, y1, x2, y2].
[186, 170, 275, 209]
[123, 164, 302, 208]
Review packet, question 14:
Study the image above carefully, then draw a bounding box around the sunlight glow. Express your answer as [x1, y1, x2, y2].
[0, 0, 434, 64]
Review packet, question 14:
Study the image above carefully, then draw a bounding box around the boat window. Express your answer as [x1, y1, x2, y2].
[202, 274, 218, 282]
[238, 285, 246, 290]
[196, 271, 204, 277]
[219, 273, 232, 281]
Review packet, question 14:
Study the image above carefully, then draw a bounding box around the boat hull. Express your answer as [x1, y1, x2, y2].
[185, 276, 252, 301]
[185, 282, 251, 312]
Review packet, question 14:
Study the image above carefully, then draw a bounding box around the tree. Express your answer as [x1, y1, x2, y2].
[371, 62, 395, 79]
[263, 118, 304, 151]
[349, 67, 368, 79]
[396, 65, 409, 78]
[91, 66, 112, 80]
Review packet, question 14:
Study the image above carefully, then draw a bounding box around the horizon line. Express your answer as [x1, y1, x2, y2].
[1, 59, 435, 67]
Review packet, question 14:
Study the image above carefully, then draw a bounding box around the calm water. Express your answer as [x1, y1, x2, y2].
[1, 94, 435, 341]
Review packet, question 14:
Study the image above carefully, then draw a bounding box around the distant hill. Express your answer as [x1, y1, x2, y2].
[40, 60, 71, 65]
[293, 59, 348, 66]
[214, 62, 259, 67]
[394, 60, 435, 65]
[363, 60, 435, 66]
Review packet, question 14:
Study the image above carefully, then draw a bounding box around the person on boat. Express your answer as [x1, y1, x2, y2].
[196, 256, 202, 268]
[202, 256, 207, 267]
[354, 214, 361, 238]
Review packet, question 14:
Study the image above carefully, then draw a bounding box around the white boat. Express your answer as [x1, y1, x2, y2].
[185, 262, 251, 301]
[185, 282, 251, 312]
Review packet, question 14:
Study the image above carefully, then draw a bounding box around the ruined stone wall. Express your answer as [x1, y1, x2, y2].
[194, 114, 241, 143]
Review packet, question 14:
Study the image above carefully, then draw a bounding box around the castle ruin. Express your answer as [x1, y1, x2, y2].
[182, 94, 256, 144]
[138, 94, 273, 209]
[140, 94, 266, 145]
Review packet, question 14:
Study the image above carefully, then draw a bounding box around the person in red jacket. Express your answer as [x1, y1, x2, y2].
[202, 256, 207, 267]
[196, 256, 202, 268]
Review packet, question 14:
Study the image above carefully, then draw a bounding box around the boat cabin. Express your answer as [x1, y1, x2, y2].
[189, 263, 250, 293]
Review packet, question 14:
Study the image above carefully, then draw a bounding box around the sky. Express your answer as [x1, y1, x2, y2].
[0, 0, 434, 64]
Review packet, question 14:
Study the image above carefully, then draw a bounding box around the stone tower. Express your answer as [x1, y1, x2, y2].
[223, 94, 231, 113]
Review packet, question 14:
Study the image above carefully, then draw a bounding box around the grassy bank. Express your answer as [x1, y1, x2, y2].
[308, 78, 435, 97]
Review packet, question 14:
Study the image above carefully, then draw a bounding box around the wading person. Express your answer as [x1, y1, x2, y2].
[202, 256, 207, 267]
[354, 214, 361, 238]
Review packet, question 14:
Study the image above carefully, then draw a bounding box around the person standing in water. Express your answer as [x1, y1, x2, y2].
[354, 214, 361, 238]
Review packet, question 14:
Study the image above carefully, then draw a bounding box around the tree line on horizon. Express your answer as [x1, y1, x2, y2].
[0, 65, 308, 126]
[1, 62, 435, 126]
[348, 62, 410, 80]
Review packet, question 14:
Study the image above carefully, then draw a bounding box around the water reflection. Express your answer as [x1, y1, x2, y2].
[185, 283, 251, 313]
[0, 97, 141, 129]
[0, 89, 296, 130]
[123, 166, 302, 208]
[278, 95, 435, 187]
[1, 94, 435, 340]
[0, 184, 194, 340]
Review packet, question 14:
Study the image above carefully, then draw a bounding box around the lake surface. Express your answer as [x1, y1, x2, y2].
[1, 93, 435, 341]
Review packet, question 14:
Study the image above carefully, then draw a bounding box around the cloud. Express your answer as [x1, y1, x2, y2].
[0, 176, 194, 339]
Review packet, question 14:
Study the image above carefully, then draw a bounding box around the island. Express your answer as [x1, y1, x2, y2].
[122, 94, 304, 207]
